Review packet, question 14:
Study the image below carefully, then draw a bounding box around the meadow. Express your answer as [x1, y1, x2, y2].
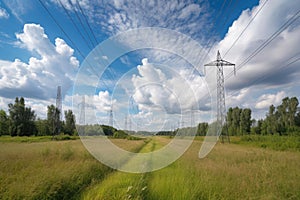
[0, 135, 299, 199]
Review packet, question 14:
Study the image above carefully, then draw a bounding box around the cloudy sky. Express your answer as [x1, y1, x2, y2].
[0, 0, 299, 131]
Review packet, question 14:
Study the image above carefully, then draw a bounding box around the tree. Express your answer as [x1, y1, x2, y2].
[64, 110, 76, 135]
[35, 119, 50, 136]
[8, 97, 36, 136]
[240, 108, 252, 135]
[47, 105, 60, 135]
[251, 119, 263, 135]
[226, 107, 233, 135]
[197, 122, 208, 136]
[295, 111, 300, 127]
[277, 97, 289, 133]
[288, 97, 299, 127]
[265, 105, 278, 135]
[0, 109, 9, 135]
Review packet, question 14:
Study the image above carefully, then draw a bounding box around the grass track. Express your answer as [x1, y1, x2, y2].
[82, 137, 168, 200]
[83, 137, 300, 200]
[1, 136, 300, 199]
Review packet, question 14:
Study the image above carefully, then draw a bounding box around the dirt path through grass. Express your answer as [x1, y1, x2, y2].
[83, 137, 300, 200]
[82, 136, 169, 200]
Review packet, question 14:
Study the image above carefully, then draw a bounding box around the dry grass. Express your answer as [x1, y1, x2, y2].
[1, 136, 299, 199]
[147, 139, 300, 199]
[0, 139, 146, 199]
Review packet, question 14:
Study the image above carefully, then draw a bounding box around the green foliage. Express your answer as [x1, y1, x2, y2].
[226, 107, 251, 135]
[35, 119, 50, 136]
[8, 97, 37, 136]
[0, 109, 9, 135]
[64, 110, 76, 135]
[47, 104, 60, 136]
[113, 130, 128, 139]
[197, 122, 208, 136]
[82, 124, 117, 136]
[255, 97, 300, 135]
[234, 135, 300, 151]
[101, 125, 116, 136]
[0, 135, 79, 143]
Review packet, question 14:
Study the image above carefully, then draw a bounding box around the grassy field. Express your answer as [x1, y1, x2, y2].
[0, 135, 300, 199]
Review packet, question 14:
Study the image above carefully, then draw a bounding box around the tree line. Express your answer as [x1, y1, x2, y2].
[0, 97, 76, 136]
[1, 96, 300, 137]
[197, 96, 300, 136]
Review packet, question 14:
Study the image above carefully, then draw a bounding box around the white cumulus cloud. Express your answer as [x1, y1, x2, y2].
[131, 58, 209, 115]
[255, 91, 286, 109]
[0, 23, 79, 100]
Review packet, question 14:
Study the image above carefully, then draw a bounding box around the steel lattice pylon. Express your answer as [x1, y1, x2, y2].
[109, 104, 113, 128]
[204, 51, 235, 143]
[56, 86, 62, 134]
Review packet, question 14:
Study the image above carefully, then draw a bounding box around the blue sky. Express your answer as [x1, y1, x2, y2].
[0, 0, 300, 131]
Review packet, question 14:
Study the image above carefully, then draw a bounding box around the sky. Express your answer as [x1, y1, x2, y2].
[0, 0, 300, 132]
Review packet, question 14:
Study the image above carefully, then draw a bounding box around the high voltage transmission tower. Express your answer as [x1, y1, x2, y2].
[109, 104, 113, 128]
[124, 115, 128, 131]
[78, 95, 85, 135]
[204, 51, 235, 143]
[190, 107, 195, 127]
[56, 86, 62, 134]
[79, 96, 85, 124]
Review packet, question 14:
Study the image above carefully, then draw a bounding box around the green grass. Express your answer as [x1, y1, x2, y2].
[231, 135, 300, 151]
[0, 135, 79, 143]
[83, 136, 300, 200]
[1, 135, 300, 199]
[0, 139, 146, 199]
[82, 137, 165, 200]
[147, 140, 300, 199]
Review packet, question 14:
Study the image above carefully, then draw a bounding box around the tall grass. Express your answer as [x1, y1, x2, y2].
[0, 139, 146, 199]
[82, 137, 167, 200]
[1, 136, 300, 199]
[84, 136, 300, 200]
[231, 135, 300, 151]
[147, 139, 300, 199]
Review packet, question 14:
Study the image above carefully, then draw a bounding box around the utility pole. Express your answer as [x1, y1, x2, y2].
[204, 51, 235, 143]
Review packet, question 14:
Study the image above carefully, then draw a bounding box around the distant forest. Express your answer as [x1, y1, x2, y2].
[0, 96, 300, 137]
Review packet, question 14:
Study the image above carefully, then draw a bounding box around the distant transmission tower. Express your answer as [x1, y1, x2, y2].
[78, 95, 85, 135]
[190, 107, 195, 127]
[56, 86, 62, 134]
[125, 115, 128, 131]
[129, 116, 132, 131]
[109, 104, 113, 127]
[79, 96, 85, 124]
[204, 51, 235, 143]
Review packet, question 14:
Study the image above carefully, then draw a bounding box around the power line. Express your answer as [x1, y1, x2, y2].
[38, 0, 115, 93]
[197, 0, 240, 64]
[226, 53, 300, 102]
[38, 0, 86, 60]
[225, 7, 300, 80]
[67, 0, 96, 48]
[75, 0, 99, 45]
[187, 0, 238, 81]
[57, 0, 94, 51]
[223, 0, 269, 58]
